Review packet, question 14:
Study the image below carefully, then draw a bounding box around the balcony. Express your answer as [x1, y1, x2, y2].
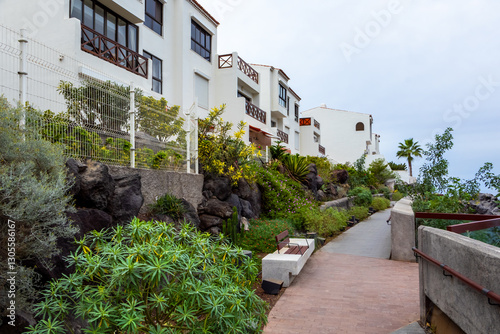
[245, 100, 266, 124]
[81, 24, 148, 78]
[219, 54, 259, 84]
[314, 120, 320, 130]
[299, 117, 311, 126]
[277, 129, 289, 144]
[319, 145, 326, 155]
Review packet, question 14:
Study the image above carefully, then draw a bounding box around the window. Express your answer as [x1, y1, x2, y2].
[143, 51, 162, 93]
[238, 91, 251, 103]
[279, 84, 287, 108]
[145, 0, 162, 35]
[356, 122, 365, 131]
[294, 104, 299, 122]
[71, 0, 138, 52]
[271, 120, 277, 128]
[191, 20, 211, 61]
[195, 74, 209, 109]
[295, 131, 300, 150]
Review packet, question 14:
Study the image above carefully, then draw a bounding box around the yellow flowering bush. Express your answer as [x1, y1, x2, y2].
[198, 105, 259, 185]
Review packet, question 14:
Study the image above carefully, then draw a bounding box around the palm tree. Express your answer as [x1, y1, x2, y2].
[396, 138, 423, 177]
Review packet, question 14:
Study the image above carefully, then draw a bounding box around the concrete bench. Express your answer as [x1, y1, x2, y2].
[262, 236, 315, 287]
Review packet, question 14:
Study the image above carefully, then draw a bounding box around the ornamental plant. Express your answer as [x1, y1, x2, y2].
[240, 219, 296, 254]
[198, 105, 259, 185]
[27, 219, 267, 334]
[348, 187, 373, 207]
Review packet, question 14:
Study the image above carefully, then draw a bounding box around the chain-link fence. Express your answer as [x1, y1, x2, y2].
[0, 24, 194, 172]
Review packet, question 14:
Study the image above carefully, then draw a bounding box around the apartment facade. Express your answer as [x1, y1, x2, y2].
[0, 0, 326, 160]
[302, 104, 378, 164]
[1, 0, 219, 114]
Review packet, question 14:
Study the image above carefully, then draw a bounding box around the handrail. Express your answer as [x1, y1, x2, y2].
[245, 100, 266, 124]
[412, 247, 500, 306]
[319, 145, 325, 155]
[277, 129, 288, 144]
[415, 212, 500, 233]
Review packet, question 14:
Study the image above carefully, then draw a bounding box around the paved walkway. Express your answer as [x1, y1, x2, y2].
[263, 208, 422, 334]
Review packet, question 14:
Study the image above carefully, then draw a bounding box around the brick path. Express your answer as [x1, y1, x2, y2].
[263, 208, 421, 334]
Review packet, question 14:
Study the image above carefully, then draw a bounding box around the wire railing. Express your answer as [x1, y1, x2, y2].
[0, 24, 191, 172]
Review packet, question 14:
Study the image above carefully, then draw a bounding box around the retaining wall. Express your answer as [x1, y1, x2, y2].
[418, 226, 500, 334]
[108, 166, 204, 215]
[390, 198, 416, 262]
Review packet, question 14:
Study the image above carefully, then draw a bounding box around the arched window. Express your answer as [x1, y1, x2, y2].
[356, 122, 365, 131]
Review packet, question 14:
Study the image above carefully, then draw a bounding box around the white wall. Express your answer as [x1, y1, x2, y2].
[303, 105, 374, 164]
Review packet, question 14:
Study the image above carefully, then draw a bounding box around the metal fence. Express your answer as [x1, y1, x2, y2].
[0, 24, 195, 172]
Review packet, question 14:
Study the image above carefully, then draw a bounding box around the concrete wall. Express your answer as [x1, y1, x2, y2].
[418, 226, 500, 334]
[390, 198, 416, 262]
[320, 197, 355, 211]
[109, 166, 204, 215]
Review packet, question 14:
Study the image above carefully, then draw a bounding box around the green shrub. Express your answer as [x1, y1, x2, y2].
[257, 165, 314, 219]
[294, 207, 348, 238]
[148, 193, 186, 220]
[240, 219, 296, 253]
[372, 197, 391, 211]
[392, 191, 405, 201]
[346, 206, 370, 221]
[0, 98, 78, 315]
[27, 220, 267, 334]
[222, 206, 241, 246]
[348, 187, 373, 207]
[378, 186, 391, 199]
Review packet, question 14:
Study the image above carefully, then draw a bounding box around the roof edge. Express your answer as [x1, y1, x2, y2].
[188, 0, 220, 26]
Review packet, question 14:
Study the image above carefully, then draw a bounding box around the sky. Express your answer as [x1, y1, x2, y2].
[197, 0, 500, 189]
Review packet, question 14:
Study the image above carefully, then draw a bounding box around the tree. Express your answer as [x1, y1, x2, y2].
[137, 96, 186, 147]
[396, 138, 423, 177]
[57, 80, 139, 131]
[368, 158, 396, 185]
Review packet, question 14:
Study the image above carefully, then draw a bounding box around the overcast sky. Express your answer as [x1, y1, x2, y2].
[198, 0, 500, 188]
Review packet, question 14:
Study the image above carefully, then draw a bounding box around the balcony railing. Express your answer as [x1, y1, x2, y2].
[314, 120, 320, 130]
[218, 54, 259, 84]
[277, 129, 289, 144]
[319, 145, 325, 155]
[245, 100, 266, 124]
[81, 24, 148, 78]
[299, 117, 311, 126]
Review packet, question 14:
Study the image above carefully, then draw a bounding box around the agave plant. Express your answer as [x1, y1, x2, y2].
[269, 141, 289, 161]
[282, 154, 310, 182]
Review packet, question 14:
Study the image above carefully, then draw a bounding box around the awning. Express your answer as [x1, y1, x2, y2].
[249, 126, 272, 147]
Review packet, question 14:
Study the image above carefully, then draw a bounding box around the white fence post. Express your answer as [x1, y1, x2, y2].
[18, 29, 28, 130]
[129, 82, 135, 168]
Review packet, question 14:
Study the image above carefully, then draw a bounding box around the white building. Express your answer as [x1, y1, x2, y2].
[302, 104, 380, 164]
[1, 0, 219, 115]
[0, 0, 324, 160]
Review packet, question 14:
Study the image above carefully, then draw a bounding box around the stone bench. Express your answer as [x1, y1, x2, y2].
[262, 237, 315, 287]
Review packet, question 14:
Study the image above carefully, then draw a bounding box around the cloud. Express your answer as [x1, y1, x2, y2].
[198, 0, 500, 182]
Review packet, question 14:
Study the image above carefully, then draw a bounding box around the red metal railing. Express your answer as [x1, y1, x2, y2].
[412, 247, 500, 306]
[319, 145, 325, 155]
[314, 120, 320, 130]
[245, 100, 266, 124]
[277, 129, 288, 144]
[81, 24, 147, 78]
[299, 117, 311, 126]
[414, 212, 500, 233]
[218, 54, 259, 84]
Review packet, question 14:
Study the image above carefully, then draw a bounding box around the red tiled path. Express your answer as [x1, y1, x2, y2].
[263, 252, 419, 334]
